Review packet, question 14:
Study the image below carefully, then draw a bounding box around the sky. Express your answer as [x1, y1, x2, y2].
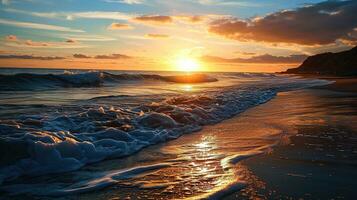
[0, 0, 356, 72]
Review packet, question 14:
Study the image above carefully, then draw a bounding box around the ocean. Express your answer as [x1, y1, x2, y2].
[0, 68, 330, 196]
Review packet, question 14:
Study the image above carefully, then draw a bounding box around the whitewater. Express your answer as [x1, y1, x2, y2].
[0, 68, 331, 197]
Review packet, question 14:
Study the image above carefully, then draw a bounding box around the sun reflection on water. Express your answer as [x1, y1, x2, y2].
[181, 84, 193, 92]
[109, 134, 245, 199]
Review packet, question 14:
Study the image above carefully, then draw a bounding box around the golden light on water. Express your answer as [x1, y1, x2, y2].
[182, 84, 193, 92]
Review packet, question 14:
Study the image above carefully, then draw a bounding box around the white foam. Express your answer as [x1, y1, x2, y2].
[0, 73, 331, 189]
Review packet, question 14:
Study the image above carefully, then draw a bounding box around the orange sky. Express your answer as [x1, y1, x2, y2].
[0, 0, 356, 72]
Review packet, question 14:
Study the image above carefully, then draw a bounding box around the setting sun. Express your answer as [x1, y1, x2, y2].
[175, 57, 201, 72]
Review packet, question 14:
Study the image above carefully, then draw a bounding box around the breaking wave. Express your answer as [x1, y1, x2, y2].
[0, 71, 218, 91]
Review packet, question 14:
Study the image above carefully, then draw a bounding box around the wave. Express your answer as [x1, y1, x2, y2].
[0, 71, 218, 91]
[0, 75, 331, 191]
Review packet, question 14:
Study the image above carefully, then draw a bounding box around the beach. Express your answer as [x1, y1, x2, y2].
[237, 80, 357, 199]
[78, 77, 357, 199]
[1, 75, 355, 199]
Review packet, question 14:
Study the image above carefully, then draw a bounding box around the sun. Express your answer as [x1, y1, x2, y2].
[175, 57, 200, 72]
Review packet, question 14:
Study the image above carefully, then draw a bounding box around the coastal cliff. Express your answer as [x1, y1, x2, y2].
[285, 46, 357, 76]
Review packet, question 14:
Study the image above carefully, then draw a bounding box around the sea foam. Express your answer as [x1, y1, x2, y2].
[0, 72, 331, 187]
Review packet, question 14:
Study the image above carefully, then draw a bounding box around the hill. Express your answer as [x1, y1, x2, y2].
[285, 46, 357, 76]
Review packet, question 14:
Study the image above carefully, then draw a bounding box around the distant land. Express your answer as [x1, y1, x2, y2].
[284, 46, 357, 76]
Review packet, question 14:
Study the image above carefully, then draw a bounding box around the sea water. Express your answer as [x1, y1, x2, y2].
[0, 68, 330, 195]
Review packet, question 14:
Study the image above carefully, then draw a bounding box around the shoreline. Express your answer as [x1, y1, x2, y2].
[234, 77, 357, 199]
[77, 79, 356, 200]
[1, 75, 356, 199]
[290, 73, 357, 93]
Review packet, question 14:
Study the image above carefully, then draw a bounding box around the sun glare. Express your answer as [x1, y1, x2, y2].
[175, 57, 200, 72]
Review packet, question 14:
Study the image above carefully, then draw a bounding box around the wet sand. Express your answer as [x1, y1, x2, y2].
[2, 78, 357, 199]
[298, 75, 357, 93]
[235, 79, 357, 199]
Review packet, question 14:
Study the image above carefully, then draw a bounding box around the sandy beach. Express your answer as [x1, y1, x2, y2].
[236, 77, 357, 199]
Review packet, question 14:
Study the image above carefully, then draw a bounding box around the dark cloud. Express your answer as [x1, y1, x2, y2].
[208, 0, 357, 45]
[201, 54, 308, 64]
[66, 39, 77, 43]
[73, 54, 91, 58]
[0, 54, 65, 60]
[94, 53, 131, 59]
[73, 53, 132, 59]
[133, 15, 173, 24]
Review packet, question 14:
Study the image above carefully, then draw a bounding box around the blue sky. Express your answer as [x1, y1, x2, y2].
[0, 0, 356, 72]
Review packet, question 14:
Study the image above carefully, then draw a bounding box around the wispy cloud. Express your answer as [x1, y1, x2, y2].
[72, 53, 132, 59]
[133, 15, 173, 25]
[201, 54, 308, 64]
[104, 0, 145, 4]
[4, 35, 87, 48]
[173, 15, 207, 24]
[0, 18, 84, 32]
[3, 8, 221, 27]
[95, 53, 131, 59]
[145, 33, 170, 39]
[0, 54, 65, 60]
[190, 0, 262, 7]
[3, 8, 133, 21]
[59, 34, 116, 42]
[108, 23, 134, 30]
[68, 11, 133, 21]
[73, 54, 91, 58]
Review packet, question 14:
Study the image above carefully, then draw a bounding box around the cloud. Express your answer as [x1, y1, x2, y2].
[0, 18, 84, 32]
[73, 54, 91, 58]
[3, 8, 216, 27]
[65, 39, 77, 43]
[174, 15, 206, 24]
[145, 33, 170, 39]
[133, 15, 173, 24]
[193, 0, 261, 7]
[68, 11, 133, 21]
[72, 53, 132, 59]
[94, 54, 131, 59]
[60, 34, 116, 42]
[24, 40, 50, 47]
[208, 0, 357, 45]
[5, 35, 18, 41]
[234, 51, 257, 56]
[108, 23, 133, 30]
[201, 54, 308, 64]
[4, 35, 86, 48]
[104, 0, 144, 4]
[0, 54, 65, 60]
[4, 8, 133, 21]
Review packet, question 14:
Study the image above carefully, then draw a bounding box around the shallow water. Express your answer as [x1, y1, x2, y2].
[0, 69, 331, 198]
